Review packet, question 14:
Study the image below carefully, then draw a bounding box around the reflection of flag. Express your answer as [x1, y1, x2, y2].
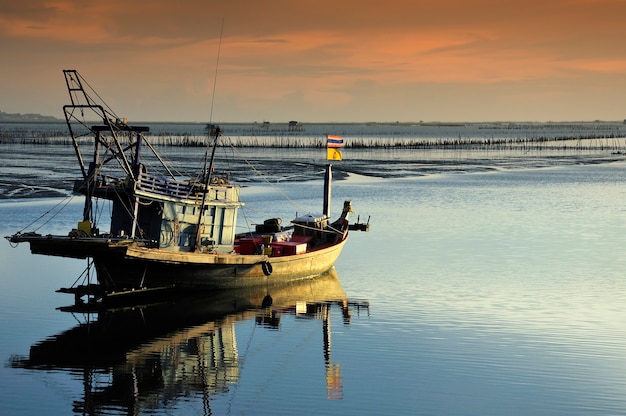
[326, 135, 344, 148]
[327, 147, 342, 161]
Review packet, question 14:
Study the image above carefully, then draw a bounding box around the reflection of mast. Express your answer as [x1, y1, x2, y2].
[69, 318, 240, 415]
[295, 299, 351, 400]
[323, 302, 343, 400]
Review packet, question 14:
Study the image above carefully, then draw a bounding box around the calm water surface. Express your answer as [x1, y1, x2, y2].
[2, 151, 626, 414]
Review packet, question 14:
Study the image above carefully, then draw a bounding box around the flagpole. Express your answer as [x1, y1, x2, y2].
[323, 163, 332, 217]
[324, 134, 343, 217]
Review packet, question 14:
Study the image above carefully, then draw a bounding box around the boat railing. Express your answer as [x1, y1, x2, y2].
[136, 172, 201, 200]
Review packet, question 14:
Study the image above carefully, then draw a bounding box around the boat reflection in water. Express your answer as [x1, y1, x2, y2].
[10, 269, 368, 414]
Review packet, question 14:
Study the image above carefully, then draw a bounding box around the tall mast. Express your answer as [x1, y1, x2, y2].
[195, 126, 221, 251]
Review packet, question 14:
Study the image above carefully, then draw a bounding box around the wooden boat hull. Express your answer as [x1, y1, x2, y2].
[96, 237, 347, 291]
[11, 233, 348, 291]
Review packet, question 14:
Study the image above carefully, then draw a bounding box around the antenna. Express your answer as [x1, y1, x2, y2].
[202, 18, 224, 179]
[208, 18, 224, 124]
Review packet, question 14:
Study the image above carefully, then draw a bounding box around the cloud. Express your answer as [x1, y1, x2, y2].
[2, 0, 626, 121]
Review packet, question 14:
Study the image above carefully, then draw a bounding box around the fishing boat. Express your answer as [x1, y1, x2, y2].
[6, 70, 369, 298]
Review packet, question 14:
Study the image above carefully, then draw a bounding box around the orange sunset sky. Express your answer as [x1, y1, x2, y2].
[2, 0, 626, 122]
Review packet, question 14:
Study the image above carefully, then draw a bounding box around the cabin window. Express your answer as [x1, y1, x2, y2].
[179, 225, 196, 247]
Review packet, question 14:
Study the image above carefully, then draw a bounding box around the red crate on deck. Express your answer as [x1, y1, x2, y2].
[270, 241, 307, 256]
[238, 237, 263, 255]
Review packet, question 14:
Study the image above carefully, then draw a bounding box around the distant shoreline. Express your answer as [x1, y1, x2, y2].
[0, 113, 625, 125]
[0, 111, 60, 122]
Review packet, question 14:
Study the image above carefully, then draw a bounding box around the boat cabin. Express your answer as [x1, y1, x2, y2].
[74, 121, 243, 254]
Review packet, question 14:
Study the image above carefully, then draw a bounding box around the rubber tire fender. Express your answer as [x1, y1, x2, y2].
[262, 261, 273, 276]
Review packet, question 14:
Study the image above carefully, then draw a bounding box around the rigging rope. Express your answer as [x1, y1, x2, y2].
[76, 72, 120, 121]
[226, 141, 310, 215]
[15, 194, 75, 234]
